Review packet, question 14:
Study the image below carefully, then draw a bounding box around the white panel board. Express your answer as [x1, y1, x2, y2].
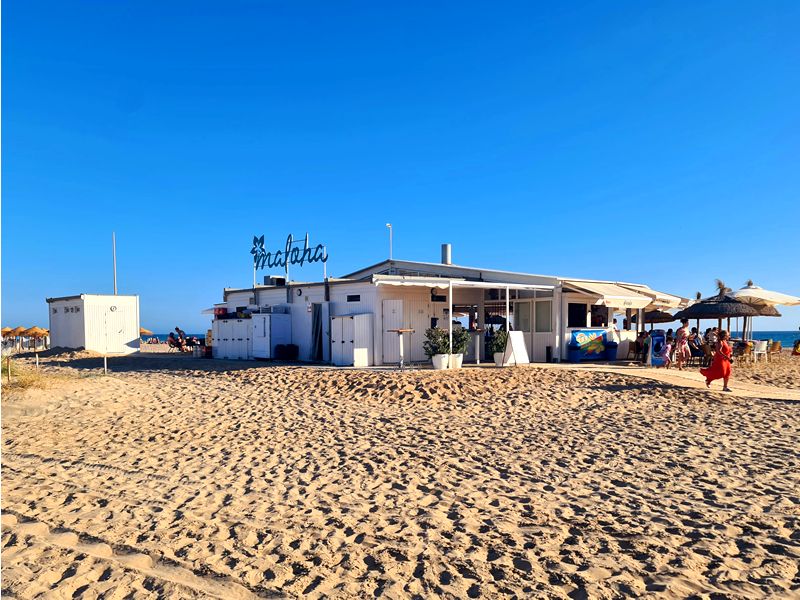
[501, 331, 530, 366]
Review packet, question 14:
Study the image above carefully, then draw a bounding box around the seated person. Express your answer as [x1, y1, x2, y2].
[167, 332, 187, 351]
[688, 327, 705, 357]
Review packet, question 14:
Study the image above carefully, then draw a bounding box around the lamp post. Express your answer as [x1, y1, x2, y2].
[385, 223, 393, 259]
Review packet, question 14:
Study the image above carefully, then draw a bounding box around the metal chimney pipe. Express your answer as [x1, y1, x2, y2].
[441, 243, 452, 265]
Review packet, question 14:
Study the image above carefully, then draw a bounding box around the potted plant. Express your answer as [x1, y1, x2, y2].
[423, 328, 450, 370]
[489, 330, 508, 366]
[448, 328, 471, 369]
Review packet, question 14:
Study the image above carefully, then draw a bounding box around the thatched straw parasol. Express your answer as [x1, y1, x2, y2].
[673, 298, 759, 320]
[673, 280, 760, 335]
[755, 305, 781, 317]
[1, 327, 12, 337]
[22, 327, 49, 351]
[140, 327, 154, 336]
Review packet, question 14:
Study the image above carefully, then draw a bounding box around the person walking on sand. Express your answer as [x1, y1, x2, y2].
[700, 329, 732, 392]
[675, 318, 691, 370]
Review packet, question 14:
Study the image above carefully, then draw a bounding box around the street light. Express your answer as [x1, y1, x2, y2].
[385, 223, 393, 259]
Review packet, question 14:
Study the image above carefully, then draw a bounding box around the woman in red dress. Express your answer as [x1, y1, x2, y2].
[700, 329, 732, 392]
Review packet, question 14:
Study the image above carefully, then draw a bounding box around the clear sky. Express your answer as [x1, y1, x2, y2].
[3, 1, 799, 332]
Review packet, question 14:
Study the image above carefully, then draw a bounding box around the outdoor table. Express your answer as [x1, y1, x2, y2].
[386, 328, 415, 370]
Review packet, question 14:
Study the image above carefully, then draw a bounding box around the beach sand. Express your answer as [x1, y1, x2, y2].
[2, 354, 799, 598]
[731, 350, 800, 390]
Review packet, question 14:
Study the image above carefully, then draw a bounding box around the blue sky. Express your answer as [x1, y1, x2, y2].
[3, 1, 799, 332]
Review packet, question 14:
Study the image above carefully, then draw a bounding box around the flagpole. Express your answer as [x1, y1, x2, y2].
[112, 232, 118, 295]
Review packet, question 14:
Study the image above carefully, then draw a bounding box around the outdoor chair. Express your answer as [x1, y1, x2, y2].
[701, 343, 713, 367]
[752, 340, 768, 362]
[626, 341, 640, 361]
[688, 345, 705, 367]
[767, 341, 782, 361]
[733, 344, 752, 364]
[167, 338, 183, 353]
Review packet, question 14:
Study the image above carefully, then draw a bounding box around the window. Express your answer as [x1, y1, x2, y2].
[535, 301, 552, 332]
[513, 303, 531, 332]
[590, 305, 607, 327]
[567, 303, 587, 328]
[346, 294, 361, 302]
[431, 294, 446, 303]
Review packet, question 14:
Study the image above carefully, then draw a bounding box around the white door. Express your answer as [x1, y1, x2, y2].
[406, 298, 431, 362]
[219, 320, 232, 359]
[252, 315, 271, 358]
[330, 317, 344, 366]
[382, 299, 403, 364]
[104, 308, 126, 354]
[342, 316, 355, 366]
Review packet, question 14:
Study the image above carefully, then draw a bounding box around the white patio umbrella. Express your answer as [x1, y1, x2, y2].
[730, 281, 800, 340]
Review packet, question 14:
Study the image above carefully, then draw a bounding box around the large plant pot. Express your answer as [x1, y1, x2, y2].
[432, 354, 450, 370]
[450, 353, 463, 369]
[493, 352, 505, 367]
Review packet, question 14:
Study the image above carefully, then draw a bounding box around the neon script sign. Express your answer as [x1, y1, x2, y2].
[251, 233, 328, 270]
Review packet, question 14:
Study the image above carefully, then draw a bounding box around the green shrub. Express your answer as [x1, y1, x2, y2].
[488, 330, 508, 355]
[451, 328, 471, 354]
[423, 328, 450, 358]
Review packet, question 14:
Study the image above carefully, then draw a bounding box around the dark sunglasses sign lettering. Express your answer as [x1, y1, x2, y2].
[251, 234, 328, 270]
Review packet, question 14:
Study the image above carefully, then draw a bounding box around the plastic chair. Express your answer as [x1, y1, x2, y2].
[752, 340, 768, 362]
[767, 341, 782, 361]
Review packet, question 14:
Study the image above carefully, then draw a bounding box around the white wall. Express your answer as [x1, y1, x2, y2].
[83, 295, 140, 354]
[48, 299, 86, 349]
[48, 295, 139, 354]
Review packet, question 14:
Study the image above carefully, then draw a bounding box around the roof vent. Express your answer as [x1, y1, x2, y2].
[441, 243, 452, 265]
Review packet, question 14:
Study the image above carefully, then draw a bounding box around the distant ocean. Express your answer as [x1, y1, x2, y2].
[144, 333, 206, 343]
[731, 331, 799, 348]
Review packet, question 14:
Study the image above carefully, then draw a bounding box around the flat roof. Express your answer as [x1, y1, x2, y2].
[46, 294, 139, 303]
[222, 259, 686, 305]
[342, 258, 657, 287]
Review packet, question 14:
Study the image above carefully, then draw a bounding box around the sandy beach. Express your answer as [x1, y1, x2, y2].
[2, 354, 799, 599]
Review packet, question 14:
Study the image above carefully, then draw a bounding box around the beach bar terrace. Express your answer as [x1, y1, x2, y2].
[209, 244, 686, 366]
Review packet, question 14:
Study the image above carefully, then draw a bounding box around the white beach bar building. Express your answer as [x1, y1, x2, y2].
[210, 244, 685, 366]
[46, 294, 140, 354]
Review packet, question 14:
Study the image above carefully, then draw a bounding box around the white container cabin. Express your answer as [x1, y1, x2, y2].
[209, 245, 685, 366]
[46, 294, 140, 354]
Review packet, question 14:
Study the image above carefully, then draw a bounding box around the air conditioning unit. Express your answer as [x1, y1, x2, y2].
[263, 276, 287, 287]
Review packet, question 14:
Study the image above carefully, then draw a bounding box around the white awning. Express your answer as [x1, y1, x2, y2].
[372, 275, 554, 291]
[201, 303, 227, 315]
[564, 281, 652, 309]
[618, 284, 688, 309]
